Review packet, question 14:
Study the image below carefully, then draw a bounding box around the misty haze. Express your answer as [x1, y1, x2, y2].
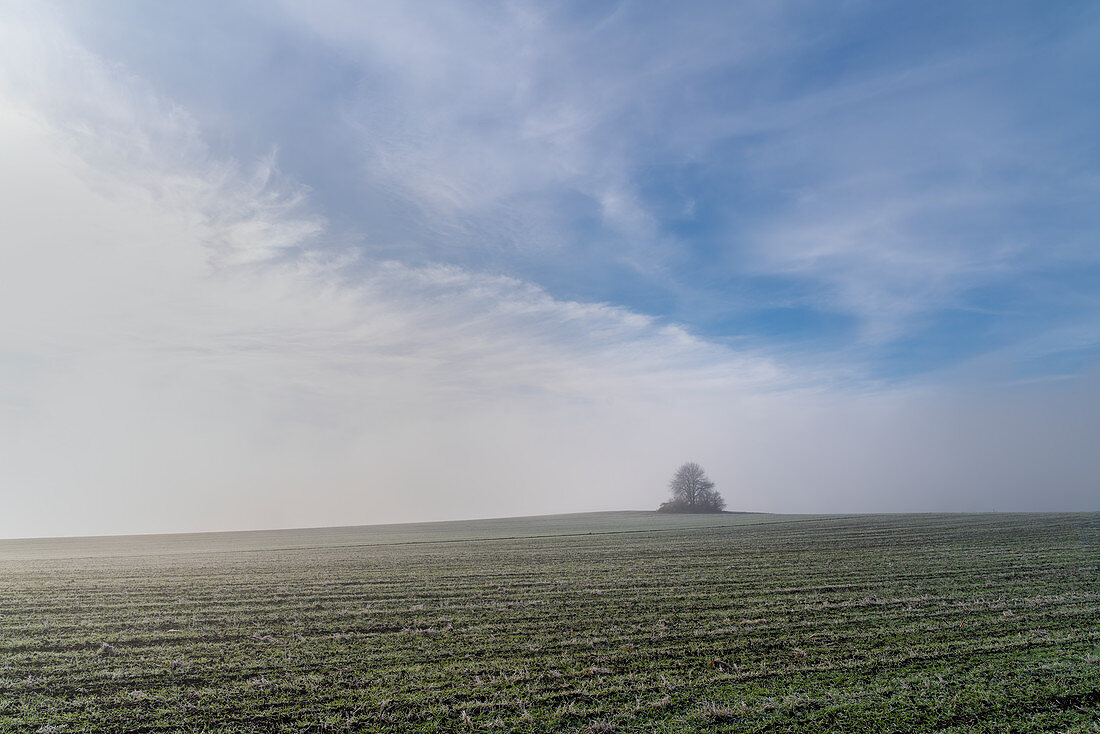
[1, 2, 1097, 732]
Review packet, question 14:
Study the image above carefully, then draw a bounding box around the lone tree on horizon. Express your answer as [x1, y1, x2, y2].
[658, 462, 726, 513]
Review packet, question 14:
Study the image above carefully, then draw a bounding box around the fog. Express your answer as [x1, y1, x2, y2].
[1, 4, 1097, 538]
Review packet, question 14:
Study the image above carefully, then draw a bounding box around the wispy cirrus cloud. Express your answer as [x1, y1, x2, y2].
[260, 1, 1100, 359]
[38, 1, 1100, 359]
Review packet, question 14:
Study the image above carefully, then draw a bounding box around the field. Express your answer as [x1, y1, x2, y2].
[1, 511, 1097, 732]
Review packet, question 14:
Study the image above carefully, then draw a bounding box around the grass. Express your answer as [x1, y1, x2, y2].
[1, 511, 1097, 732]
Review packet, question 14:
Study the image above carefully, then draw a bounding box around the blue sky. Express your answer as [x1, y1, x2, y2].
[0, 1, 1097, 535]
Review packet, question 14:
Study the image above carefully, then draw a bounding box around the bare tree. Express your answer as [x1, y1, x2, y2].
[658, 462, 725, 513]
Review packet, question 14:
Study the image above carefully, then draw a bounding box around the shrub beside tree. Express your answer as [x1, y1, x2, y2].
[658, 462, 725, 513]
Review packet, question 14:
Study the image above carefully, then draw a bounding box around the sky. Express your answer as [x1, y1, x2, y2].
[1, 1, 1098, 538]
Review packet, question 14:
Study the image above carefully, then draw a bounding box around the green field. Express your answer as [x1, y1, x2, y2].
[1, 512, 1097, 732]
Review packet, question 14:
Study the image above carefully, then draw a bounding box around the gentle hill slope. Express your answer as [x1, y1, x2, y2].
[0, 510, 791, 561]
